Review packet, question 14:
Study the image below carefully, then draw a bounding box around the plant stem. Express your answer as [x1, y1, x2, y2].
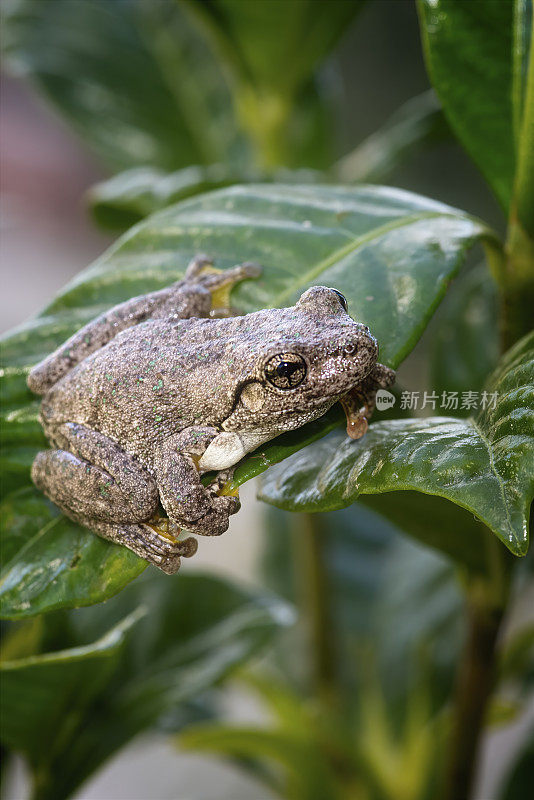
[513, 14, 534, 244]
[294, 513, 337, 706]
[502, 13, 534, 350]
[501, 224, 534, 352]
[444, 532, 513, 800]
[443, 594, 505, 800]
[181, 0, 292, 169]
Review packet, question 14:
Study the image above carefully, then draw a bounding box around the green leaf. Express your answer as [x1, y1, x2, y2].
[0, 616, 44, 662]
[0, 608, 143, 766]
[179, 670, 350, 800]
[88, 165, 247, 231]
[261, 502, 465, 706]
[88, 164, 323, 231]
[513, 10, 534, 241]
[373, 533, 463, 702]
[0, 489, 146, 619]
[1, 0, 243, 170]
[1, 183, 497, 613]
[417, 0, 532, 210]
[259, 331, 534, 557]
[189, 0, 360, 97]
[430, 262, 500, 408]
[181, 724, 338, 800]
[259, 503, 399, 693]
[1, 0, 360, 172]
[26, 184, 497, 364]
[90, 90, 450, 231]
[184, 0, 363, 168]
[361, 492, 491, 576]
[0, 571, 292, 800]
[208, 514, 462, 797]
[335, 90, 449, 184]
[497, 623, 534, 705]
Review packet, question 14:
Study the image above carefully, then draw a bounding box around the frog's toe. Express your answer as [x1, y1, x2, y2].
[91, 520, 197, 574]
[183, 495, 240, 537]
[135, 523, 198, 573]
[216, 493, 241, 517]
[189, 259, 261, 313]
[206, 468, 238, 496]
[184, 254, 214, 278]
[373, 363, 396, 388]
[152, 550, 182, 575]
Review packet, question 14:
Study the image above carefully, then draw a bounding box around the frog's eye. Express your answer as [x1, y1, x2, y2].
[264, 353, 307, 389]
[329, 288, 348, 312]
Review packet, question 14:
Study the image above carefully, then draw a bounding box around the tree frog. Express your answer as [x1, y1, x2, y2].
[28, 255, 395, 573]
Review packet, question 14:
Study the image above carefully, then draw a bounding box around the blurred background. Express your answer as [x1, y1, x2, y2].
[0, 0, 503, 337]
[1, 1, 531, 798]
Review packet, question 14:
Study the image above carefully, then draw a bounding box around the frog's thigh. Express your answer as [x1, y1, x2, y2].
[31, 448, 156, 524]
[49, 422, 158, 519]
[31, 449, 191, 574]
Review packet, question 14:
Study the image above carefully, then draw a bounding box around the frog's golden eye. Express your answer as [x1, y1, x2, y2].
[264, 353, 307, 389]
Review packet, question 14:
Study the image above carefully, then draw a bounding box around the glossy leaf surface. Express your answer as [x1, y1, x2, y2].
[88, 164, 322, 230]
[418, 0, 532, 209]
[0, 489, 146, 619]
[260, 332, 534, 556]
[0, 609, 142, 766]
[0, 183, 495, 613]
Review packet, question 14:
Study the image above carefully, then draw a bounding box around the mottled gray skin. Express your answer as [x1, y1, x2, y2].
[28, 255, 394, 573]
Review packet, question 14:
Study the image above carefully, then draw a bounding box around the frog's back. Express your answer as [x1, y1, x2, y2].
[40, 317, 242, 463]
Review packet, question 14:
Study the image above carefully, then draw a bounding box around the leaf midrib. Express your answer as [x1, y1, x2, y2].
[471, 418, 515, 542]
[271, 210, 466, 307]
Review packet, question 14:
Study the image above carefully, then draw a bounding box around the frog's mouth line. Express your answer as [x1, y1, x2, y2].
[339, 387, 368, 440]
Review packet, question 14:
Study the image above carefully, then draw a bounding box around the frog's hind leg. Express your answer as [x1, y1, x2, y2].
[31, 423, 196, 573]
[31, 449, 194, 574]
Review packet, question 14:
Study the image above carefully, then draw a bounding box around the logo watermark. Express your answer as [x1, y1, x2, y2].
[375, 390, 498, 412]
[376, 389, 396, 410]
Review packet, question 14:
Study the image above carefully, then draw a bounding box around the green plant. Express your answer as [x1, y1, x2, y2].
[1, 2, 533, 799]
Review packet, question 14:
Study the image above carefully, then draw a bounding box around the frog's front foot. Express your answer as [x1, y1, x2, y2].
[182, 494, 241, 537]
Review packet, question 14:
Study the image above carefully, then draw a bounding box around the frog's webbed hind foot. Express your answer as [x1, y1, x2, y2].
[184, 254, 261, 316]
[92, 520, 197, 575]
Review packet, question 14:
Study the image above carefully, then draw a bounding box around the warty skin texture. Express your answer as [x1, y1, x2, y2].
[28, 255, 395, 573]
